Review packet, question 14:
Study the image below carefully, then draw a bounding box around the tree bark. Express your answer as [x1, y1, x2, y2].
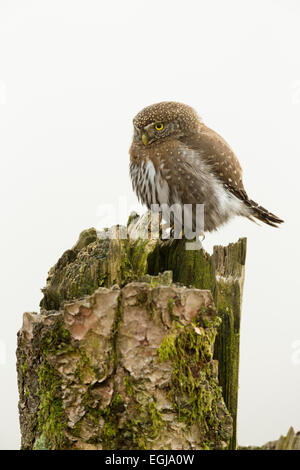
[17, 212, 246, 450]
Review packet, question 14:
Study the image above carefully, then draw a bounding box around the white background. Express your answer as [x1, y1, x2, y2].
[0, 0, 299, 449]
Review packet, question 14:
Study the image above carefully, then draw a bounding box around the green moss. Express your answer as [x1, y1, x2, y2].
[101, 418, 117, 447]
[36, 317, 105, 449]
[101, 393, 125, 449]
[73, 228, 98, 252]
[33, 433, 48, 450]
[118, 241, 135, 284]
[158, 330, 178, 362]
[97, 386, 163, 450]
[22, 357, 28, 375]
[129, 239, 151, 278]
[37, 361, 67, 449]
[36, 318, 74, 448]
[40, 318, 72, 356]
[111, 295, 123, 370]
[167, 298, 175, 314]
[147, 401, 163, 439]
[117, 400, 163, 450]
[201, 442, 210, 450]
[147, 240, 215, 293]
[114, 238, 152, 287]
[158, 317, 225, 448]
[74, 349, 96, 383]
[123, 376, 134, 396]
[40, 235, 111, 310]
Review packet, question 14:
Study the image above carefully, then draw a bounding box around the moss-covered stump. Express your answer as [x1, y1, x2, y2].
[37, 212, 245, 449]
[17, 281, 232, 450]
[18, 212, 245, 449]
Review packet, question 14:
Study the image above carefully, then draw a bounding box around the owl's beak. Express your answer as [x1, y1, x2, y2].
[142, 133, 149, 146]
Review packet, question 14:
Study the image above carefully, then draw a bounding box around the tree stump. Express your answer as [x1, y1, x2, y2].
[16, 212, 246, 450]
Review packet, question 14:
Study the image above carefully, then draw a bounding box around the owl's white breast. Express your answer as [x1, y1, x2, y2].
[130, 160, 170, 209]
[130, 155, 250, 232]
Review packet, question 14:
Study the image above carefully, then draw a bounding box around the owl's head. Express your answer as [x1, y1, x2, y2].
[132, 101, 201, 146]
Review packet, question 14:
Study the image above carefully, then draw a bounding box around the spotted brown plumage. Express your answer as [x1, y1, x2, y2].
[129, 101, 284, 232]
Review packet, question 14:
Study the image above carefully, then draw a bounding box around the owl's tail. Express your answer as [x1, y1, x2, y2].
[246, 200, 284, 228]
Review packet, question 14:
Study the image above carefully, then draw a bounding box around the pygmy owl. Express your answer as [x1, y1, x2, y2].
[129, 101, 283, 234]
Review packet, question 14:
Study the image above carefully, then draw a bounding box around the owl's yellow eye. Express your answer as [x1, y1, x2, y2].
[155, 123, 164, 131]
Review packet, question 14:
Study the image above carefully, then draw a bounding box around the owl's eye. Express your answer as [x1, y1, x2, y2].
[155, 123, 164, 131]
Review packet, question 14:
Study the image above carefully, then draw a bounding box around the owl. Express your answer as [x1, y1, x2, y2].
[129, 101, 283, 235]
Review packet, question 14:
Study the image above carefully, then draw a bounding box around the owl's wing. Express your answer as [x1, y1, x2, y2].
[180, 125, 249, 201]
[179, 125, 284, 227]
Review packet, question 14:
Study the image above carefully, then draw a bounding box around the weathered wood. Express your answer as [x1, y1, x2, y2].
[17, 212, 246, 450]
[239, 427, 300, 450]
[147, 233, 246, 449]
[17, 281, 232, 450]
